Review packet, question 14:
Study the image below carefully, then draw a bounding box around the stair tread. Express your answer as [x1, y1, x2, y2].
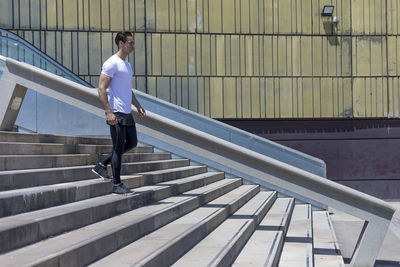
[232, 197, 295, 266]
[0, 178, 241, 266]
[278, 204, 313, 267]
[171, 191, 276, 267]
[90, 184, 258, 267]
[313, 211, 344, 266]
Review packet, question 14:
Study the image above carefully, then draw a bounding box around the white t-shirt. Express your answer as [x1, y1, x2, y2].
[101, 54, 133, 114]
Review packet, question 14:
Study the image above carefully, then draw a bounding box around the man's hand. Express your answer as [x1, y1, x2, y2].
[137, 107, 146, 117]
[106, 111, 118, 125]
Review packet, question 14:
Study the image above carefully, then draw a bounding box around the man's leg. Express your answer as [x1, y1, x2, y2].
[109, 123, 126, 184]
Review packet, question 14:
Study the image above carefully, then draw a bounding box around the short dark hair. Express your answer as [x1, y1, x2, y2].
[115, 31, 133, 47]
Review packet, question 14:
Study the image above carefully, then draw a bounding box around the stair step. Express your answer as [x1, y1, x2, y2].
[0, 152, 170, 171]
[0, 165, 207, 218]
[0, 171, 225, 253]
[0, 178, 241, 266]
[313, 211, 344, 267]
[0, 159, 189, 191]
[90, 184, 259, 267]
[278, 204, 313, 267]
[0, 131, 112, 145]
[232, 197, 295, 266]
[172, 191, 277, 267]
[0, 142, 153, 155]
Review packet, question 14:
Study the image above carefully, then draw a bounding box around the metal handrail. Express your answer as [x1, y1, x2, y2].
[0, 55, 396, 267]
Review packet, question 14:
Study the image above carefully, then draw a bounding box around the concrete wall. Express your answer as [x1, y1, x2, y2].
[221, 118, 400, 198]
[1, 0, 400, 119]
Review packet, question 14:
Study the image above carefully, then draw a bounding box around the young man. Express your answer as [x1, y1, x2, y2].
[92, 31, 146, 194]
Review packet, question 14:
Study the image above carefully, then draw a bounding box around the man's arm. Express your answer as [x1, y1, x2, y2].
[132, 90, 146, 117]
[98, 73, 117, 125]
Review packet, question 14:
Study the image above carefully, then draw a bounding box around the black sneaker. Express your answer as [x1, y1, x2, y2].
[92, 163, 112, 181]
[112, 183, 134, 195]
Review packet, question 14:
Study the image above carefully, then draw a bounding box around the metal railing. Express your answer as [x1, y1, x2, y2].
[0, 55, 396, 267]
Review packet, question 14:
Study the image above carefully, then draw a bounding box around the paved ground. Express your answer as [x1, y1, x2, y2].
[329, 200, 400, 267]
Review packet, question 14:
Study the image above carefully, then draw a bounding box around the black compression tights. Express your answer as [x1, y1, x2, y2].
[101, 123, 138, 184]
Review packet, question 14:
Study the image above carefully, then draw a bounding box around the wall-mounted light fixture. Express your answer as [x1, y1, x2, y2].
[321, 5, 334, 16]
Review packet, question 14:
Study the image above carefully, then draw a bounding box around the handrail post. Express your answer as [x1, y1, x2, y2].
[350, 219, 390, 267]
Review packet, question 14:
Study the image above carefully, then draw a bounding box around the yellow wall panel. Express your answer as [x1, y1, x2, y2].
[156, 0, 169, 32]
[216, 35, 225, 76]
[151, 34, 161, 75]
[110, 0, 124, 31]
[321, 78, 333, 117]
[265, 78, 275, 118]
[295, 78, 303, 117]
[231, 36, 240, 76]
[313, 78, 321, 117]
[264, 0, 273, 34]
[77, 32, 88, 75]
[210, 35, 217, 75]
[210, 78, 223, 117]
[87, 32, 102, 75]
[388, 36, 398, 76]
[222, 0, 235, 33]
[179, 0, 188, 32]
[134, 33, 146, 75]
[277, 36, 287, 76]
[251, 78, 260, 118]
[209, 0, 221, 33]
[240, 0, 250, 34]
[301, 37, 312, 76]
[161, 34, 175, 75]
[156, 77, 170, 102]
[352, 0, 364, 34]
[279, 78, 293, 118]
[101, 32, 113, 64]
[260, 78, 266, 117]
[242, 78, 251, 118]
[245, 36, 253, 76]
[63, 0, 78, 30]
[176, 34, 187, 75]
[312, 37, 322, 76]
[88, 0, 101, 30]
[46, 0, 57, 29]
[263, 36, 273, 76]
[249, 0, 259, 34]
[223, 78, 236, 118]
[253, 36, 260, 76]
[292, 37, 301, 76]
[135, 0, 145, 30]
[188, 35, 196, 75]
[188, 77, 198, 112]
[389, 78, 400, 117]
[0, 0, 12, 28]
[202, 35, 211, 75]
[371, 37, 385, 76]
[353, 78, 366, 117]
[197, 78, 205, 115]
[187, 0, 196, 32]
[146, 0, 155, 31]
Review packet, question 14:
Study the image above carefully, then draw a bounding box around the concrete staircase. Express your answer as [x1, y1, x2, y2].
[0, 131, 344, 266]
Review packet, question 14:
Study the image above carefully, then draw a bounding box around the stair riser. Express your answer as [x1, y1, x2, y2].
[0, 160, 189, 191]
[18, 179, 242, 267]
[0, 143, 152, 155]
[0, 153, 170, 171]
[0, 173, 227, 254]
[0, 132, 112, 145]
[0, 181, 112, 217]
[141, 186, 260, 267]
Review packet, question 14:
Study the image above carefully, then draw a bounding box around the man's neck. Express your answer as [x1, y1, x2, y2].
[116, 50, 128, 60]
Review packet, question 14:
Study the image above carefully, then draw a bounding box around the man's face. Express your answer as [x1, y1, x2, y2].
[120, 36, 135, 54]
